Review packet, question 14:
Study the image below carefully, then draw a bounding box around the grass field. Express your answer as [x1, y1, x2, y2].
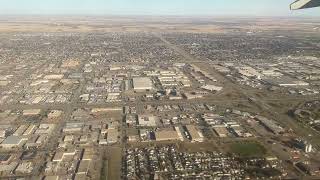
[229, 141, 267, 157]
[105, 147, 122, 180]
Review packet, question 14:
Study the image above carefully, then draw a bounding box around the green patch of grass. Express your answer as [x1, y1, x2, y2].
[229, 141, 267, 157]
[246, 167, 281, 178]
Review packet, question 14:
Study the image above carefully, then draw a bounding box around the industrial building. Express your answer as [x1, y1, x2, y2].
[155, 128, 181, 141]
[201, 85, 223, 92]
[255, 116, 284, 135]
[132, 77, 153, 91]
[185, 125, 204, 142]
[63, 123, 84, 133]
[138, 115, 158, 127]
[22, 109, 41, 116]
[213, 127, 229, 137]
[1, 136, 26, 149]
[106, 129, 119, 144]
[263, 77, 309, 87]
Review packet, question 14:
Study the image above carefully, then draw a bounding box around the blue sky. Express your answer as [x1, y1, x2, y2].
[0, 0, 319, 16]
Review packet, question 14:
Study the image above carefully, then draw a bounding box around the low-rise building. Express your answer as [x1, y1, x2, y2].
[255, 116, 284, 135]
[106, 129, 119, 144]
[23, 109, 41, 116]
[138, 115, 158, 127]
[132, 77, 153, 91]
[63, 123, 84, 133]
[213, 127, 229, 137]
[1, 136, 27, 148]
[155, 128, 181, 141]
[186, 125, 204, 142]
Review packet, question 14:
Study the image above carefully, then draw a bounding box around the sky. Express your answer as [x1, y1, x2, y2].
[0, 0, 319, 17]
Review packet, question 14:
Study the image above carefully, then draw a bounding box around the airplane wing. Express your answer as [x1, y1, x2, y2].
[290, 0, 320, 10]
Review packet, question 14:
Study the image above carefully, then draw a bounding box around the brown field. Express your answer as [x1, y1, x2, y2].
[0, 16, 319, 33]
[106, 146, 122, 180]
[0, 22, 226, 33]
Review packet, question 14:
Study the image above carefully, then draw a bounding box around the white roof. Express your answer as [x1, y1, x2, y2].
[23, 109, 41, 115]
[133, 77, 153, 90]
[138, 115, 157, 126]
[201, 85, 223, 91]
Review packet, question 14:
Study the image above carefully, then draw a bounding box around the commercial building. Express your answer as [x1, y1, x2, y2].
[155, 129, 181, 141]
[106, 129, 119, 144]
[44, 74, 64, 80]
[91, 107, 122, 113]
[201, 85, 223, 92]
[255, 116, 284, 135]
[263, 77, 309, 87]
[1, 136, 26, 149]
[35, 124, 56, 134]
[185, 125, 204, 142]
[174, 126, 184, 141]
[23, 109, 41, 116]
[236, 66, 263, 79]
[213, 127, 229, 137]
[63, 123, 84, 133]
[52, 149, 76, 162]
[138, 115, 158, 127]
[132, 77, 153, 91]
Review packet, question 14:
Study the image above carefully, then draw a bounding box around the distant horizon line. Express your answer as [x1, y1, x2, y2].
[0, 14, 319, 18]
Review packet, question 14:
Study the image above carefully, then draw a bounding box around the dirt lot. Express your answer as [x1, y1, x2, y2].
[105, 146, 122, 180]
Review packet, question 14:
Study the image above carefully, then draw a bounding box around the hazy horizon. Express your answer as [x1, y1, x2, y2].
[0, 0, 320, 17]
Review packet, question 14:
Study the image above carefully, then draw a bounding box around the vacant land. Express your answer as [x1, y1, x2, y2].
[1, 16, 318, 34]
[106, 146, 122, 180]
[229, 141, 267, 157]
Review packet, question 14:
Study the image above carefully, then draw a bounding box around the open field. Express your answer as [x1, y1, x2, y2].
[0, 16, 319, 33]
[106, 147, 122, 180]
[228, 141, 267, 157]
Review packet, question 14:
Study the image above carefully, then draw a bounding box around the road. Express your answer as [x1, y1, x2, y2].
[153, 32, 320, 147]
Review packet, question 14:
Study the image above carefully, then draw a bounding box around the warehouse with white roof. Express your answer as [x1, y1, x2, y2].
[132, 77, 153, 91]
